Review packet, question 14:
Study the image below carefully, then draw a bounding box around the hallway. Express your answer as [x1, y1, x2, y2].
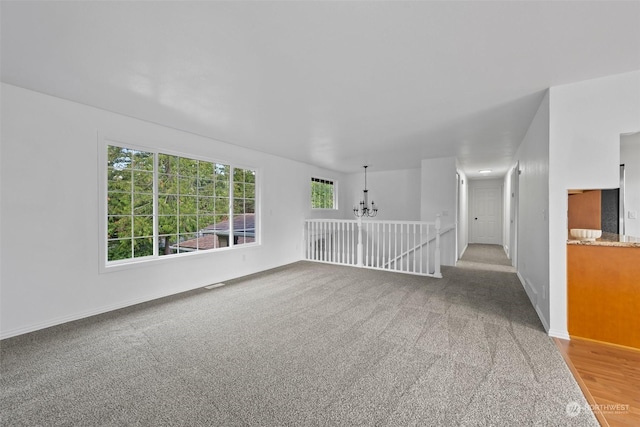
[457, 244, 516, 273]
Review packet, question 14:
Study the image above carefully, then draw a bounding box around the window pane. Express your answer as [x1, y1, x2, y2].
[108, 239, 132, 261]
[158, 196, 178, 215]
[158, 174, 177, 195]
[108, 216, 132, 240]
[159, 234, 177, 256]
[215, 198, 229, 215]
[108, 168, 131, 192]
[108, 146, 133, 170]
[179, 215, 198, 234]
[133, 170, 153, 193]
[215, 179, 229, 197]
[199, 161, 214, 178]
[176, 233, 198, 253]
[133, 194, 153, 215]
[234, 182, 245, 198]
[108, 192, 131, 216]
[245, 183, 255, 199]
[132, 151, 154, 171]
[233, 198, 245, 215]
[198, 177, 214, 194]
[179, 176, 197, 195]
[133, 216, 154, 238]
[178, 195, 197, 214]
[200, 215, 215, 227]
[133, 237, 154, 257]
[215, 164, 230, 179]
[158, 215, 178, 235]
[199, 196, 215, 214]
[158, 154, 178, 174]
[233, 167, 245, 182]
[178, 157, 198, 176]
[245, 199, 255, 214]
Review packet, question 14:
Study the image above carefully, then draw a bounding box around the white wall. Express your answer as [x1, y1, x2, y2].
[420, 157, 457, 225]
[344, 168, 421, 221]
[511, 91, 550, 331]
[548, 71, 640, 339]
[621, 132, 640, 237]
[420, 157, 457, 265]
[342, 163, 455, 225]
[0, 83, 346, 338]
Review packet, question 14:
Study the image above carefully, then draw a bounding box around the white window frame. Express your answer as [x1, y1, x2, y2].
[98, 136, 260, 272]
[311, 176, 338, 210]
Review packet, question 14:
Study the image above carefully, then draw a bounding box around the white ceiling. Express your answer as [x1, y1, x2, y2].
[2, 1, 639, 178]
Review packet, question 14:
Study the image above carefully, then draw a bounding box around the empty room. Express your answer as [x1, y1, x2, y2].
[2, 1, 639, 426]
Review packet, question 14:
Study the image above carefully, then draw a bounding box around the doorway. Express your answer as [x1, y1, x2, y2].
[470, 180, 503, 245]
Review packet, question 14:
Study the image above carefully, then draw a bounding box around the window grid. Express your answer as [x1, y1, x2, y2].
[106, 144, 256, 264]
[232, 167, 256, 246]
[311, 177, 336, 209]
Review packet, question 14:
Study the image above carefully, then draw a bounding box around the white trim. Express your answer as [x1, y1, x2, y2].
[457, 243, 468, 261]
[0, 279, 216, 340]
[516, 271, 551, 334]
[536, 305, 550, 333]
[548, 328, 570, 340]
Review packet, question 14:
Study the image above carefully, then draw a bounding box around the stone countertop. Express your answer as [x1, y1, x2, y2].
[567, 231, 640, 248]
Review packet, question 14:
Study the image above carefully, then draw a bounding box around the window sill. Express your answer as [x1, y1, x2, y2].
[100, 242, 261, 274]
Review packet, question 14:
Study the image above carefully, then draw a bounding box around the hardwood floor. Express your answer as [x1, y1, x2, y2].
[555, 337, 640, 427]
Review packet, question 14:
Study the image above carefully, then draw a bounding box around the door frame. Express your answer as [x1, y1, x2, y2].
[509, 163, 519, 268]
[469, 179, 504, 245]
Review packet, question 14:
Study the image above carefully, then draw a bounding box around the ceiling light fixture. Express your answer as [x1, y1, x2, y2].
[353, 166, 378, 217]
[479, 169, 493, 174]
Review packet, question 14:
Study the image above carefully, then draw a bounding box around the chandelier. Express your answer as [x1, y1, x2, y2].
[353, 165, 378, 217]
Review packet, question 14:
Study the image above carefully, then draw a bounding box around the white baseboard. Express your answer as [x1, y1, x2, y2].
[458, 244, 468, 261]
[548, 329, 570, 340]
[515, 271, 551, 334]
[0, 282, 210, 340]
[517, 271, 531, 294]
[535, 305, 550, 332]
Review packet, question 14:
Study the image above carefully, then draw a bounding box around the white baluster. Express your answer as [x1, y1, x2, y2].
[434, 215, 442, 278]
[412, 223, 416, 273]
[357, 217, 363, 267]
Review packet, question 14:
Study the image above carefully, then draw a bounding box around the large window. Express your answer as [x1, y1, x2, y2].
[311, 177, 336, 209]
[105, 143, 257, 265]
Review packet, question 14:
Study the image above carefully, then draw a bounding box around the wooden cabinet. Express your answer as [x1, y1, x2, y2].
[567, 244, 640, 349]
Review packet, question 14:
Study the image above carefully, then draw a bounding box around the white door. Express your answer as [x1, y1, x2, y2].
[472, 185, 502, 244]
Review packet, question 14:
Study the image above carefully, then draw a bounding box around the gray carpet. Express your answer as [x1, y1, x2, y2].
[1, 261, 596, 426]
[457, 244, 517, 273]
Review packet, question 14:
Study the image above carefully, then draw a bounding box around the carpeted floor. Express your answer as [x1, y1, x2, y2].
[457, 244, 517, 273]
[1, 261, 596, 426]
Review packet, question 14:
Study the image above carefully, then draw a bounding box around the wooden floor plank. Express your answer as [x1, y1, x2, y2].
[555, 337, 640, 427]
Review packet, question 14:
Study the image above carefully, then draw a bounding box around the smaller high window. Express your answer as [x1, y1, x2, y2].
[311, 177, 336, 209]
